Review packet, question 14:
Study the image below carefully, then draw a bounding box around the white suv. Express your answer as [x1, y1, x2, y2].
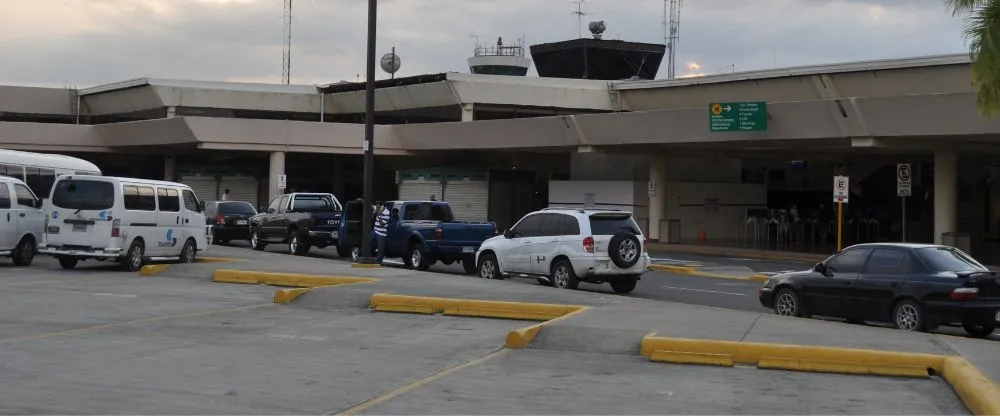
[475, 208, 650, 294]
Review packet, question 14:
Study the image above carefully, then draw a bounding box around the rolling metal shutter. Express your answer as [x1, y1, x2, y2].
[398, 172, 444, 202]
[442, 173, 489, 222]
[218, 175, 259, 206]
[179, 175, 218, 203]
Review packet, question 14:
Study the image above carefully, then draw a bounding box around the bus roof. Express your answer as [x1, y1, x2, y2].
[0, 149, 101, 173]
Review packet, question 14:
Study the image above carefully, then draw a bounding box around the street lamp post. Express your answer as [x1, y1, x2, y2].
[359, 0, 378, 263]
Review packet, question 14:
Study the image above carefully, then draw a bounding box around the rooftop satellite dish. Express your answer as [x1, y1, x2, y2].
[380, 50, 401, 75]
[588, 20, 606, 39]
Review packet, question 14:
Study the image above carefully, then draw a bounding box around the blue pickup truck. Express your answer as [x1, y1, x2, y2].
[347, 200, 497, 273]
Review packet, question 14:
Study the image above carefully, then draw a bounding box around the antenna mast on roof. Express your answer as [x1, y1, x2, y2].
[571, 0, 589, 39]
[281, 0, 292, 84]
[665, 0, 682, 79]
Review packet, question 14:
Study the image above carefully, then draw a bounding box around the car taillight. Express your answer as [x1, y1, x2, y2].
[643, 236, 648, 252]
[583, 236, 594, 253]
[111, 219, 121, 238]
[435, 228, 443, 240]
[216, 215, 225, 224]
[949, 287, 979, 301]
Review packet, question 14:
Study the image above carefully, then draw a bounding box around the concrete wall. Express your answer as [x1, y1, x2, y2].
[548, 180, 650, 235]
[663, 182, 767, 241]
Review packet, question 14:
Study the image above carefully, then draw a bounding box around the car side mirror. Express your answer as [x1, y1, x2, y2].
[813, 263, 826, 273]
[503, 229, 514, 239]
[198, 201, 206, 212]
[34, 199, 43, 209]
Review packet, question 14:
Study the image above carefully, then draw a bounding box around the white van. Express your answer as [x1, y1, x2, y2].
[39, 176, 211, 271]
[0, 175, 45, 266]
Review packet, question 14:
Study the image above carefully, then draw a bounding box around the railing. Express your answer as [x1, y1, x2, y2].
[474, 45, 525, 57]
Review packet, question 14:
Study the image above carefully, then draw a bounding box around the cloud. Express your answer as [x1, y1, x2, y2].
[0, 0, 970, 87]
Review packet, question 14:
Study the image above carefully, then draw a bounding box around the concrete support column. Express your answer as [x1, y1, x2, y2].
[166, 106, 177, 118]
[268, 151, 286, 202]
[648, 156, 667, 241]
[933, 149, 957, 244]
[461, 103, 474, 122]
[163, 155, 176, 181]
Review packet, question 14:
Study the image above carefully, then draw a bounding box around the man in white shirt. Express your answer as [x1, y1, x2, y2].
[220, 188, 230, 201]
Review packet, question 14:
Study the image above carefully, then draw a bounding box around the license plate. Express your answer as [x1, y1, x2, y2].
[462, 246, 475, 253]
[72, 223, 87, 232]
[331, 231, 339, 239]
[236, 220, 247, 225]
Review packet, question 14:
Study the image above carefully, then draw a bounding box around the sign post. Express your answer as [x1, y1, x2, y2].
[277, 174, 287, 190]
[709, 101, 768, 132]
[833, 175, 850, 251]
[897, 164, 912, 242]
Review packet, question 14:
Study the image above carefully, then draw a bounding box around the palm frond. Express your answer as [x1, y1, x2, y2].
[946, 0, 990, 15]
[961, 0, 1000, 117]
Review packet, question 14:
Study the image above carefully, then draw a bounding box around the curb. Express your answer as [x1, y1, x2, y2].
[351, 263, 382, 268]
[368, 294, 586, 348]
[138, 264, 172, 276]
[640, 334, 1000, 415]
[213, 270, 379, 304]
[649, 264, 769, 283]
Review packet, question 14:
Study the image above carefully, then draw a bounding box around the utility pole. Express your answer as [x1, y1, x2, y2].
[571, 0, 588, 39]
[358, 0, 378, 264]
[281, 0, 292, 84]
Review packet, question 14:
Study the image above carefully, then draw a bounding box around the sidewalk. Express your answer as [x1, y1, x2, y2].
[648, 241, 829, 263]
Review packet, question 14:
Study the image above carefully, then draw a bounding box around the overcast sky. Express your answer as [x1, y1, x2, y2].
[0, 0, 971, 87]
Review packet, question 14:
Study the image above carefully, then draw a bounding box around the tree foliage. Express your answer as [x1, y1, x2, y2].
[947, 0, 1000, 118]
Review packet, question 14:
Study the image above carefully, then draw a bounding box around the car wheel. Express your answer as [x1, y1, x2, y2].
[179, 239, 196, 263]
[124, 240, 145, 272]
[11, 236, 35, 266]
[477, 253, 500, 280]
[608, 232, 641, 269]
[58, 256, 78, 270]
[250, 228, 266, 251]
[408, 244, 430, 271]
[609, 278, 638, 294]
[962, 321, 996, 338]
[774, 288, 803, 317]
[551, 259, 579, 290]
[351, 246, 361, 263]
[461, 256, 477, 274]
[892, 299, 926, 332]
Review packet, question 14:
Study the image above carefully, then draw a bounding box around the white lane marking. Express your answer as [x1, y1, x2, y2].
[659, 285, 747, 296]
[92, 293, 137, 298]
[269, 334, 329, 341]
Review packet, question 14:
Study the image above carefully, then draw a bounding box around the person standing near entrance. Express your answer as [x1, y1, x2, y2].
[221, 188, 230, 201]
[373, 202, 390, 264]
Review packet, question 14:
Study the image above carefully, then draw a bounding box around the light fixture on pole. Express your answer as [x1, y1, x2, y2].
[358, 0, 378, 264]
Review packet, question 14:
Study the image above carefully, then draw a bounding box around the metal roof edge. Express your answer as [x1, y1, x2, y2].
[612, 53, 972, 90]
[79, 78, 151, 96]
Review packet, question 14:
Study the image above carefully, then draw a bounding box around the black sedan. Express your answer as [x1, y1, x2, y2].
[204, 200, 258, 244]
[759, 243, 1000, 338]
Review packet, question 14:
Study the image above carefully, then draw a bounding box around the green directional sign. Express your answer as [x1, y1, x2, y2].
[709, 101, 768, 132]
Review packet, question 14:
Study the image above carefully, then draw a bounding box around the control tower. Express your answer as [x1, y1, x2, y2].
[530, 21, 665, 80]
[467, 37, 532, 76]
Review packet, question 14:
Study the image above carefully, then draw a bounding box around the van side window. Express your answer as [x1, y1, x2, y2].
[12, 184, 37, 207]
[25, 167, 56, 199]
[181, 189, 200, 212]
[157, 188, 180, 212]
[124, 186, 155, 211]
[0, 183, 10, 209]
[0, 164, 24, 180]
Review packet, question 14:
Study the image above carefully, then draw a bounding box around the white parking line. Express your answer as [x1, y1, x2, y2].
[659, 285, 747, 296]
[92, 293, 137, 298]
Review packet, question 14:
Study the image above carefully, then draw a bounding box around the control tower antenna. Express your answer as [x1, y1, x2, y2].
[665, 0, 682, 79]
[571, 0, 589, 39]
[281, 0, 292, 84]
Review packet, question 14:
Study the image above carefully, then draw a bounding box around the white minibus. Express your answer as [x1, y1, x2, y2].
[0, 149, 102, 199]
[39, 175, 210, 271]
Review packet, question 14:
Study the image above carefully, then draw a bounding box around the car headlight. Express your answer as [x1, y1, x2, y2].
[763, 278, 777, 289]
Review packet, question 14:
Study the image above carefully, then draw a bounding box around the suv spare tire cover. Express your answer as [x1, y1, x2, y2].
[608, 232, 641, 268]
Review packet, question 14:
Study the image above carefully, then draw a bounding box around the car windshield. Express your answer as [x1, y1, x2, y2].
[51, 179, 114, 210]
[588, 213, 640, 235]
[292, 194, 341, 212]
[916, 247, 988, 272]
[218, 201, 256, 215]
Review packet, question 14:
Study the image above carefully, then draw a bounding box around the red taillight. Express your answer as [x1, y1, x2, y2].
[111, 219, 121, 238]
[435, 228, 444, 240]
[643, 236, 648, 252]
[949, 287, 980, 301]
[216, 215, 225, 224]
[583, 236, 594, 253]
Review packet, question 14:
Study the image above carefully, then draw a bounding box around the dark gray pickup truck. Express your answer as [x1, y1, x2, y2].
[248, 192, 343, 255]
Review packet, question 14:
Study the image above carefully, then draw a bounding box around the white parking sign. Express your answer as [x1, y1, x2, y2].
[897, 164, 912, 197]
[833, 175, 849, 203]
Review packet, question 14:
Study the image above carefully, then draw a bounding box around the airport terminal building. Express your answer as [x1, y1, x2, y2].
[1, 38, 997, 260]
